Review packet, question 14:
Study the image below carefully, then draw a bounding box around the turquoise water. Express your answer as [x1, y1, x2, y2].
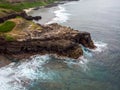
[0, 0, 120, 90]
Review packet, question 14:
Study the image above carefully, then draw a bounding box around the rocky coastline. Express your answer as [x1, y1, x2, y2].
[0, 23, 96, 62]
[0, 0, 96, 67]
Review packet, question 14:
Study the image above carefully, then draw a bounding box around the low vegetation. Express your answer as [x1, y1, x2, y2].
[0, 21, 16, 33]
[4, 34, 15, 41]
[2, 18, 42, 40]
[0, 0, 54, 41]
[0, 0, 57, 12]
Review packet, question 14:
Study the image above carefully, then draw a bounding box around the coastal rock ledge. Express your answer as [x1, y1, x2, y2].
[0, 23, 96, 60]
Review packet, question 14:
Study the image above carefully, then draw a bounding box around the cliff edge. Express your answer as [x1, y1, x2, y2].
[0, 18, 96, 61]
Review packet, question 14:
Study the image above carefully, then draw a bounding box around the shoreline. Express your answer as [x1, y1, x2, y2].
[28, 1, 75, 25]
[0, 0, 96, 68]
[23, 1, 67, 13]
[0, 0, 74, 68]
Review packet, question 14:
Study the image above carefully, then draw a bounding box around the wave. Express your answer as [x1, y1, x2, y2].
[64, 41, 107, 71]
[0, 41, 108, 90]
[91, 41, 108, 53]
[64, 56, 88, 65]
[81, 41, 108, 57]
[64, 56, 89, 71]
[0, 55, 51, 90]
[81, 45, 93, 57]
[46, 5, 71, 24]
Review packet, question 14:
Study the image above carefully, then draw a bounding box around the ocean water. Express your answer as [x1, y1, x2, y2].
[0, 0, 120, 90]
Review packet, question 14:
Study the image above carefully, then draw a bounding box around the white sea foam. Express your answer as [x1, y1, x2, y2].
[0, 41, 108, 90]
[24, 8, 34, 13]
[64, 41, 107, 71]
[91, 41, 108, 53]
[0, 55, 52, 90]
[81, 45, 93, 57]
[64, 56, 89, 71]
[46, 5, 70, 24]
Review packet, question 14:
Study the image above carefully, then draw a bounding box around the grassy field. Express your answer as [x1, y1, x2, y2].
[0, 21, 16, 32]
[0, 0, 57, 12]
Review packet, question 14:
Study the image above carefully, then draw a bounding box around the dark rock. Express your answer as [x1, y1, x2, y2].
[0, 39, 83, 59]
[0, 11, 41, 23]
[0, 18, 5, 23]
[18, 11, 41, 21]
[0, 13, 17, 23]
[33, 16, 42, 21]
[24, 16, 33, 20]
[33, 7, 40, 10]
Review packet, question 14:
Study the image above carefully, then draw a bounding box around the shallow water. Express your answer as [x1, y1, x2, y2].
[1, 0, 120, 90]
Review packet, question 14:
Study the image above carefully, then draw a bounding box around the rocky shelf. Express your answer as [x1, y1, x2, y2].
[0, 23, 96, 61]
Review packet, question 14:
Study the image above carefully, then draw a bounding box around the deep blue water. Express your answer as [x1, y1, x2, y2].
[0, 0, 120, 90]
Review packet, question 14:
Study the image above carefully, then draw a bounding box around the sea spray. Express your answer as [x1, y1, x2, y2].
[0, 42, 108, 90]
[81, 45, 93, 57]
[64, 42, 108, 72]
[81, 41, 108, 55]
[0, 55, 52, 90]
[90, 41, 108, 53]
[64, 56, 89, 72]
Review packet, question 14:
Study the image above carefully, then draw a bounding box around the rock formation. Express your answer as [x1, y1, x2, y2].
[0, 23, 96, 60]
[0, 11, 41, 23]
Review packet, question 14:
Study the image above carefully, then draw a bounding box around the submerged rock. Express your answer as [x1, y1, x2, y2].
[0, 23, 96, 60]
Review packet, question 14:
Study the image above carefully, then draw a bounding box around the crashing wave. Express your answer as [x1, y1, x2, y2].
[90, 41, 107, 53]
[0, 55, 52, 90]
[46, 5, 71, 24]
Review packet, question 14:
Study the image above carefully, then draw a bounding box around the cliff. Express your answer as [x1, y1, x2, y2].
[0, 18, 96, 60]
[0, 0, 96, 63]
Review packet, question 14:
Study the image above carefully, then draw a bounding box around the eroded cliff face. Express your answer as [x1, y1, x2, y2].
[0, 23, 96, 60]
[45, 23, 95, 49]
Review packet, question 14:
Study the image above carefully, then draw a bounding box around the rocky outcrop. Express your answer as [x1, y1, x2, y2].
[20, 11, 41, 20]
[0, 11, 41, 23]
[0, 39, 83, 59]
[44, 23, 96, 49]
[0, 23, 96, 60]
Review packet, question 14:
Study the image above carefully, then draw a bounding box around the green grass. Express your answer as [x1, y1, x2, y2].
[0, 3, 22, 11]
[0, 0, 57, 12]
[4, 34, 15, 41]
[0, 21, 16, 33]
